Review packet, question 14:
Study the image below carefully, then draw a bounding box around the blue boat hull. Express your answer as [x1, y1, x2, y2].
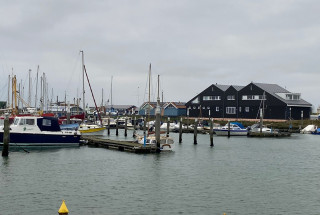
[0, 132, 80, 146]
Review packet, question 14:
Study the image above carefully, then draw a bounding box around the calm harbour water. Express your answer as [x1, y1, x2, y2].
[1, 130, 320, 215]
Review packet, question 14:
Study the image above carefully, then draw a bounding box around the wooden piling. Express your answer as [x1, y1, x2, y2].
[2, 114, 9, 157]
[107, 118, 110, 135]
[179, 117, 182, 143]
[210, 118, 214, 147]
[167, 117, 170, 137]
[194, 119, 198, 145]
[116, 116, 119, 136]
[143, 117, 147, 136]
[133, 115, 136, 137]
[227, 120, 230, 138]
[124, 118, 127, 137]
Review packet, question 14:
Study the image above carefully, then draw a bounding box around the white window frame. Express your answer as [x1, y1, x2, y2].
[226, 107, 236, 114]
[227, 95, 235, 100]
[245, 107, 250, 112]
[216, 107, 219, 111]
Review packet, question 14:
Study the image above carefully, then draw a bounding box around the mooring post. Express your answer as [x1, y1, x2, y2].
[227, 120, 231, 138]
[107, 117, 110, 135]
[179, 117, 182, 143]
[133, 115, 136, 137]
[187, 109, 189, 130]
[66, 102, 71, 124]
[167, 117, 170, 137]
[210, 118, 214, 147]
[259, 108, 263, 134]
[301, 110, 304, 128]
[58, 200, 69, 215]
[2, 113, 9, 157]
[194, 119, 198, 145]
[143, 117, 147, 135]
[124, 118, 128, 137]
[116, 116, 119, 136]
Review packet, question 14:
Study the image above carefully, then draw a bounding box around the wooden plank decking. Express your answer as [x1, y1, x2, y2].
[81, 135, 157, 153]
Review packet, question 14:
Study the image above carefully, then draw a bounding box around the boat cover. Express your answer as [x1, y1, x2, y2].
[230, 122, 245, 129]
[37, 117, 61, 131]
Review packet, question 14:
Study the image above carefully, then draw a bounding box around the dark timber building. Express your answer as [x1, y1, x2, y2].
[186, 82, 312, 120]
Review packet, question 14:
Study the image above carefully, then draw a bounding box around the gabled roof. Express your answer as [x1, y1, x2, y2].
[232, 85, 245, 91]
[215, 84, 245, 92]
[253, 83, 312, 107]
[214, 84, 230, 91]
[140, 102, 165, 109]
[163, 102, 186, 109]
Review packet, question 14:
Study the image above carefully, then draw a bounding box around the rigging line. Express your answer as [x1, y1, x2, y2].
[84, 65, 102, 125]
[65, 53, 82, 95]
[14, 143, 30, 153]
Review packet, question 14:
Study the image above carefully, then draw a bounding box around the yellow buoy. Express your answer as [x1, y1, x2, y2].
[58, 200, 69, 215]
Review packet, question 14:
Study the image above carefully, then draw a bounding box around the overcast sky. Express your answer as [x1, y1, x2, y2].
[0, 0, 319, 110]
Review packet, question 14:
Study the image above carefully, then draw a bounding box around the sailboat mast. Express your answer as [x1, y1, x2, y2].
[111, 76, 113, 110]
[35, 66, 39, 109]
[148, 64, 151, 122]
[81, 50, 85, 115]
[7, 75, 10, 109]
[28, 69, 31, 107]
[148, 64, 151, 110]
[155, 74, 161, 151]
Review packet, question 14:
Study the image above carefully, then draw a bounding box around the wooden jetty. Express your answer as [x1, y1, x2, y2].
[81, 136, 157, 153]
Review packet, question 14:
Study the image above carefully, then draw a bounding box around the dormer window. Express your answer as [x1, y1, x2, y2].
[285, 93, 300, 100]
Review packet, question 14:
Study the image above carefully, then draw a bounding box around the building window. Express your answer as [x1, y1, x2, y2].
[286, 94, 300, 100]
[207, 106, 210, 109]
[227, 95, 235, 100]
[193, 106, 196, 109]
[239, 107, 242, 112]
[216, 107, 219, 111]
[226, 107, 236, 114]
[191, 97, 199, 104]
[202, 106, 205, 109]
[245, 107, 250, 112]
[242, 95, 266, 100]
[203, 96, 221, 101]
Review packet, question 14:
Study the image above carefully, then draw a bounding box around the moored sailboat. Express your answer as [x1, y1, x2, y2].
[136, 67, 174, 151]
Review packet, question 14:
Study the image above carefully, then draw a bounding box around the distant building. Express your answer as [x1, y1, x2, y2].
[47, 102, 83, 117]
[105, 105, 137, 115]
[139, 102, 186, 117]
[163, 102, 186, 117]
[186, 82, 312, 120]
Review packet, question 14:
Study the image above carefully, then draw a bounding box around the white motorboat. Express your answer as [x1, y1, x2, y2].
[160, 122, 177, 131]
[101, 117, 117, 128]
[0, 116, 81, 146]
[213, 122, 248, 136]
[300, 125, 317, 134]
